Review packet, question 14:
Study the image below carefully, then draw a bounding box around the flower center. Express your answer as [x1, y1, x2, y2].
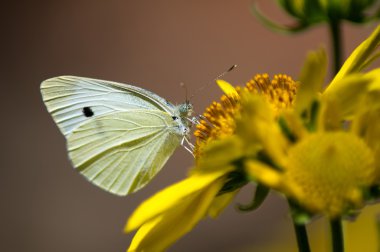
[194, 94, 239, 157]
[194, 74, 298, 158]
[246, 74, 297, 112]
[285, 131, 375, 216]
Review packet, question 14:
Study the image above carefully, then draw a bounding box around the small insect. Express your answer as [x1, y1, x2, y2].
[41, 76, 193, 196]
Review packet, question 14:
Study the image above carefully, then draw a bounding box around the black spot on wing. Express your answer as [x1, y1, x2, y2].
[172, 116, 178, 120]
[83, 107, 94, 117]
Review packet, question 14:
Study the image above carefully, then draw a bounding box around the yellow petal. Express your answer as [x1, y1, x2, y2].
[127, 215, 163, 252]
[323, 73, 372, 118]
[196, 136, 244, 171]
[208, 190, 239, 218]
[295, 48, 327, 114]
[244, 160, 283, 188]
[359, 51, 380, 71]
[345, 205, 380, 252]
[125, 169, 229, 232]
[127, 178, 224, 252]
[317, 96, 342, 132]
[351, 103, 380, 180]
[238, 95, 288, 167]
[245, 160, 303, 203]
[216, 79, 239, 98]
[281, 110, 309, 139]
[328, 25, 380, 89]
[366, 68, 380, 92]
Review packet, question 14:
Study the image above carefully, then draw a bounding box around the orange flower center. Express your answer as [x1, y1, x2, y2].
[194, 74, 297, 158]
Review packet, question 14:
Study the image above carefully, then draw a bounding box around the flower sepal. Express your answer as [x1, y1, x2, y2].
[288, 200, 315, 225]
[195, 136, 245, 172]
[236, 183, 270, 212]
[363, 185, 380, 204]
[218, 169, 248, 196]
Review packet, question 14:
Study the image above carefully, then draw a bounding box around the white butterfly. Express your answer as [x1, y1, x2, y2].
[41, 76, 193, 196]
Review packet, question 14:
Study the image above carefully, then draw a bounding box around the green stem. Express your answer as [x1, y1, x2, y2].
[288, 200, 311, 252]
[330, 218, 344, 252]
[328, 17, 345, 252]
[293, 221, 311, 252]
[328, 19, 343, 75]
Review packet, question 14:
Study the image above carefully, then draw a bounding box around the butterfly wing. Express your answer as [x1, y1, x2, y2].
[41, 76, 187, 195]
[67, 110, 182, 195]
[40, 76, 175, 137]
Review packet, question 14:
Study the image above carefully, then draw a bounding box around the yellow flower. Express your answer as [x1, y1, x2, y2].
[244, 26, 380, 218]
[125, 70, 300, 251]
[125, 24, 380, 252]
[125, 72, 301, 251]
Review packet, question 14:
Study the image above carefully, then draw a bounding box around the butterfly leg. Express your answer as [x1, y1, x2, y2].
[183, 145, 195, 157]
[181, 136, 195, 157]
[182, 143, 194, 156]
[181, 136, 194, 149]
[188, 117, 199, 125]
[186, 115, 205, 127]
[184, 136, 195, 149]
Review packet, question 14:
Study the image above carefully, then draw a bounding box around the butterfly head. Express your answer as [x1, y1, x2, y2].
[178, 101, 193, 117]
[174, 102, 193, 137]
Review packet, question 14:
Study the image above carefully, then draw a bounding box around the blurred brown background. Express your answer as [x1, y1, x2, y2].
[2, 1, 379, 252]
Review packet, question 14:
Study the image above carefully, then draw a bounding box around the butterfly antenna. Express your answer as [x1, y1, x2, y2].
[189, 64, 237, 100]
[180, 82, 190, 104]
